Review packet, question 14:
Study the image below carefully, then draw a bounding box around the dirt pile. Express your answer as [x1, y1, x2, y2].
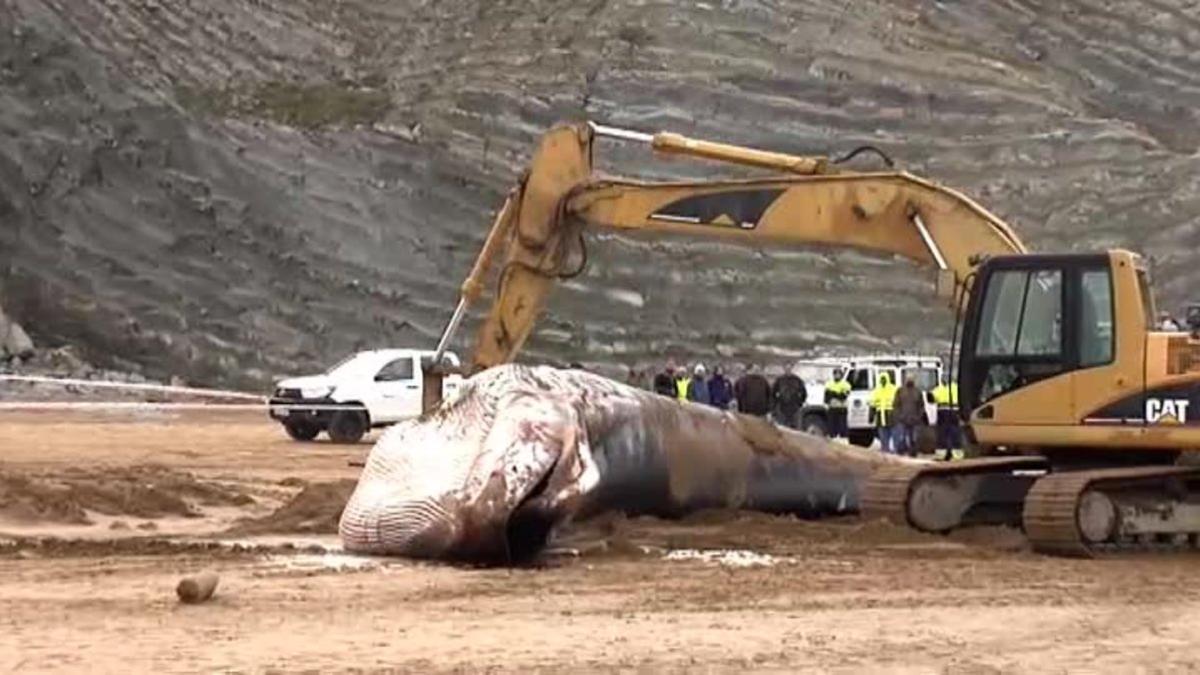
[554, 510, 1032, 561]
[0, 465, 254, 525]
[228, 479, 356, 535]
[0, 474, 89, 524]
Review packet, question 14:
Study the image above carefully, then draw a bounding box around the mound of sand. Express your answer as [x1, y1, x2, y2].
[0, 465, 254, 525]
[553, 510, 1032, 561]
[0, 474, 90, 524]
[227, 480, 356, 535]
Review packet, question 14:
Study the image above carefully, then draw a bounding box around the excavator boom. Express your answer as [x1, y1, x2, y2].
[439, 122, 1027, 373]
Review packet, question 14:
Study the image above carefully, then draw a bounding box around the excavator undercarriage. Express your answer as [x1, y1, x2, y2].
[864, 457, 1200, 556]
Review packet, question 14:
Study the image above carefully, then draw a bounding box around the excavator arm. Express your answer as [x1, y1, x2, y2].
[433, 122, 1027, 374]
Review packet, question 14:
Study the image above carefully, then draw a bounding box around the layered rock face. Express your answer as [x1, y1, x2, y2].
[2, 1, 1198, 387]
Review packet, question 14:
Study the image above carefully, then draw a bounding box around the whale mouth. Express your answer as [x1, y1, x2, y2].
[504, 456, 561, 563]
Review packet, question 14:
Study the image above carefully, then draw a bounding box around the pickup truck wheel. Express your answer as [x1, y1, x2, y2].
[328, 410, 368, 444]
[284, 419, 320, 442]
[801, 414, 828, 438]
[847, 430, 875, 448]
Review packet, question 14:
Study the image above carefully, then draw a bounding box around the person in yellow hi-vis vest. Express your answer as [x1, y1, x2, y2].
[823, 368, 852, 440]
[869, 372, 899, 453]
[675, 370, 691, 401]
[932, 376, 961, 461]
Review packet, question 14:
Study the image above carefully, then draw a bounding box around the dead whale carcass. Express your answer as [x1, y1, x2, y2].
[338, 364, 906, 563]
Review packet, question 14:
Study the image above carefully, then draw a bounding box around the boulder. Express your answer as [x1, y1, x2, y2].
[0, 305, 34, 360]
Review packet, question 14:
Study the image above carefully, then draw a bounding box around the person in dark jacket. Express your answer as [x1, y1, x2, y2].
[653, 360, 677, 398]
[733, 364, 772, 416]
[771, 365, 807, 429]
[892, 376, 926, 457]
[687, 364, 711, 404]
[708, 365, 733, 410]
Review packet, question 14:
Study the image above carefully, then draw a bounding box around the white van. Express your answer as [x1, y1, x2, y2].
[843, 354, 942, 447]
[785, 355, 942, 445]
[268, 349, 463, 443]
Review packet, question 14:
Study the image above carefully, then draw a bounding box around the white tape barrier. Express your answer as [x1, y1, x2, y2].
[0, 401, 379, 412]
[0, 374, 264, 400]
[0, 401, 266, 411]
[0, 374, 370, 413]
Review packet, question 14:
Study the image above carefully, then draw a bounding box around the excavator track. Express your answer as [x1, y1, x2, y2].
[861, 456, 1049, 531]
[859, 463, 925, 524]
[1023, 465, 1200, 557]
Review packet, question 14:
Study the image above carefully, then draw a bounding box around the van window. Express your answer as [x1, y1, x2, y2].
[900, 367, 939, 391]
[847, 369, 871, 390]
[878, 369, 899, 387]
[376, 357, 415, 382]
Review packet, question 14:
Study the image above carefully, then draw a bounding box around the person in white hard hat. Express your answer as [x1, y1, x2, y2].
[687, 363, 711, 405]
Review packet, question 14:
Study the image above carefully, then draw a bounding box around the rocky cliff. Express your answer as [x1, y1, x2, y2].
[2, 0, 1199, 387]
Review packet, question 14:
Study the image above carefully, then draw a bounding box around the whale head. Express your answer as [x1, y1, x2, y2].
[338, 366, 602, 563]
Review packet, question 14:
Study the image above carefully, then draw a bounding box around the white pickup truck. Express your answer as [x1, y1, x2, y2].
[268, 349, 463, 443]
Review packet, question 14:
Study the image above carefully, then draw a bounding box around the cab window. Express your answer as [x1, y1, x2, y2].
[971, 268, 1064, 404]
[1137, 268, 1156, 328]
[976, 270, 1026, 356]
[976, 269, 1063, 358]
[1016, 270, 1063, 356]
[1079, 269, 1114, 367]
[375, 357, 415, 382]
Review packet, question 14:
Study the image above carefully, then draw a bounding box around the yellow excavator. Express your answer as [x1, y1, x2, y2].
[424, 121, 1200, 556]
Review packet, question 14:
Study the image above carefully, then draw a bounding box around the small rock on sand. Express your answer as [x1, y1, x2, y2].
[176, 571, 220, 604]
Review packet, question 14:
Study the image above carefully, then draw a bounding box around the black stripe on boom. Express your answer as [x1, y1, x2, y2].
[650, 189, 785, 230]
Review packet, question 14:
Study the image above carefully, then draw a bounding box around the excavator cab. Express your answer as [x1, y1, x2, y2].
[954, 250, 1169, 450]
[871, 250, 1200, 556]
[958, 253, 1128, 431]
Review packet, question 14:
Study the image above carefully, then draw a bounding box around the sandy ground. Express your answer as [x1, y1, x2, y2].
[3, 410, 1200, 673]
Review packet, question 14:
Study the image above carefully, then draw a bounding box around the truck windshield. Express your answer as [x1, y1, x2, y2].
[794, 363, 842, 383]
[325, 353, 381, 378]
[324, 353, 358, 375]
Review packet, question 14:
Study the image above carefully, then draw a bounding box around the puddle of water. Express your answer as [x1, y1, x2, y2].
[271, 552, 382, 571]
[663, 548, 793, 568]
[216, 535, 340, 550]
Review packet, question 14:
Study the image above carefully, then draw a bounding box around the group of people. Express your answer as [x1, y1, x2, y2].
[867, 372, 961, 458]
[634, 359, 963, 460]
[646, 360, 813, 429]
